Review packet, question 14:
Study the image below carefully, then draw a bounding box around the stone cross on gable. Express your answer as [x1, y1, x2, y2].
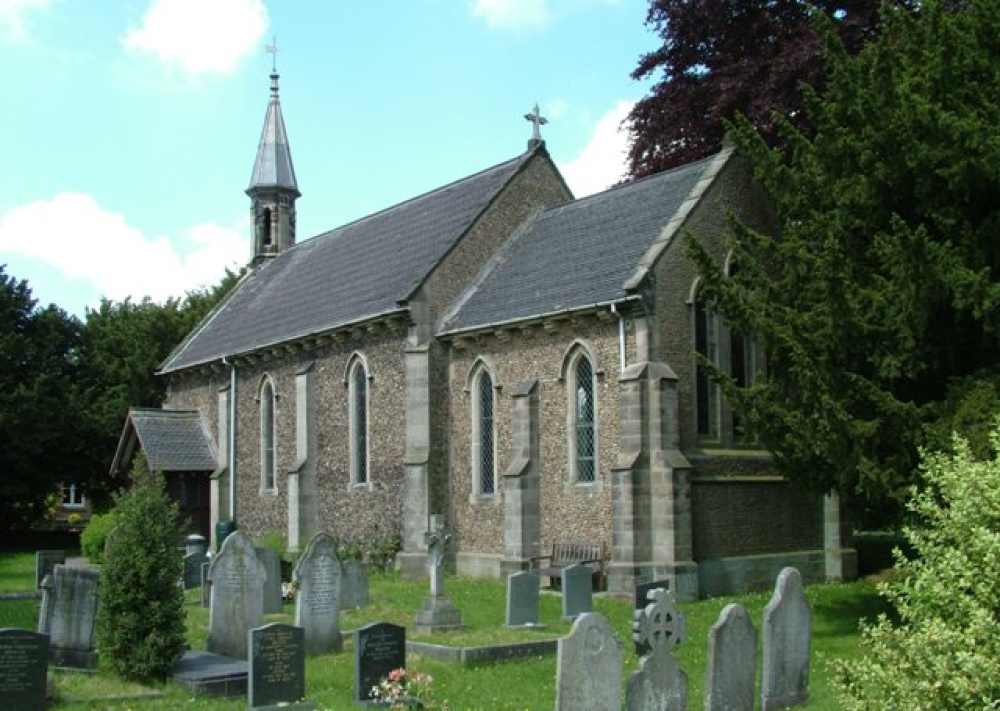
[524, 103, 548, 146]
[424, 514, 452, 598]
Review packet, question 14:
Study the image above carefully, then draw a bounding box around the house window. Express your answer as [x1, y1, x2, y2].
[473, 367, 496, 496]
[62, 484, 85, 509]
[570, 352, 597, 484]
[261, 378, 277, 491]
[349, 359, 370, 486]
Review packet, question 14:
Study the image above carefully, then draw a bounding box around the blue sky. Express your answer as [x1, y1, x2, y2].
[0, 0, 657, 317]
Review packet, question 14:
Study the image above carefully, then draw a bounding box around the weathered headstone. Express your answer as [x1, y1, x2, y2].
[0, 628, 49, 710]
[561, 563, 593, 620]
[255, 547, 284, 615]
[248, 623, 314, 710]
[556, 612, 623, 711]
[293, 532, 343, 654]
[706, 603, 757, 711]
[340, 559, 369, 610]
[207, 531, 266, 659]
[34, 550, 65, 589]
[184, 549, 208, 590]
[626, 588, 687, 711]
[37, 564, 100, 669]
[414, 514, 463, 632]
[762, 567, 811, 710]
[505, 571, 541, 627]
[354, 622, 405, 703]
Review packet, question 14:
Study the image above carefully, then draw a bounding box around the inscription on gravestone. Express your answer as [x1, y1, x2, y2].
[0, 628, 49, 711]
[354, 622, 405, 703]
[207, 531, 266, 659]
[249, 623, 309, 709]
[294, 532, 343, 655]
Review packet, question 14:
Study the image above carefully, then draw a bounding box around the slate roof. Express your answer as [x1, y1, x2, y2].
[113, 409, 217, 473]
[439, 152, 725, 334]
[161, 150, 536, 374]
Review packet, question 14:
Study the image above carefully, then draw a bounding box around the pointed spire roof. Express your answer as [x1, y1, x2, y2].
[247, 71, 300, 196]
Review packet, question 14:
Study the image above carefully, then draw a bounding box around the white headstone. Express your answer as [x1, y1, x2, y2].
[762, 567, 811, 710]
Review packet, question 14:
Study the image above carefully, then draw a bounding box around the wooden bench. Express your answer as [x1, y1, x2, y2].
[530, 541, 608, 591]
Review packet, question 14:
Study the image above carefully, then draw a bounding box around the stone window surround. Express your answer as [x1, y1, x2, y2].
[343, 352, 373, 491]
[464, 356, 501, 505]
[258, 374, 278, 495]
[559, 339, 603, 492]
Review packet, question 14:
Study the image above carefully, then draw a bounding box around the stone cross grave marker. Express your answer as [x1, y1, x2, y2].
[625, 588, 688, 711]
[293, 532, 343, 654]
[762, 567, 811, 710]
[248, 623, 314, 710]
[561, 563, 593, 620]
[414, 514, 463, 632]
[706, 603, 757, 711]
[555, 612, 623, 711]
[505, 570, 542, 627]
[34, 550, 65, 589]
[37, 564, 100, 669]
[0, 628, 49, 710]
[255, 547, 284, 615]
[354, 621, 405, 703]
[207, 531, 266, 659]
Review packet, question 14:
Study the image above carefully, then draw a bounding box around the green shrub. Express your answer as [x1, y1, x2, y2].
[80, 510, 120, 564]
[836, 426, 1000, 709]
[95, 457, 186, 682]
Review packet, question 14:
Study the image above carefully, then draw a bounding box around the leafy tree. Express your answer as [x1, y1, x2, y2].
[0, 265, 85, 529]
[96, 456, 186, 682]
[688, 0, 1000, 514]
[835, 426, 1000, 708]
[626, 0, 902, 177]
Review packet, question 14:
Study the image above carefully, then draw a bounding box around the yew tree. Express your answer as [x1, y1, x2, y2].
[688, 0, 1000, 516]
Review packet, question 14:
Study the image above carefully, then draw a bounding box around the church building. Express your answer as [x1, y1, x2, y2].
[113, 68, 856, 600]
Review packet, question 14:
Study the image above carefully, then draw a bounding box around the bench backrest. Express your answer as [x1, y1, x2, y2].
[552, 541, 604, 565]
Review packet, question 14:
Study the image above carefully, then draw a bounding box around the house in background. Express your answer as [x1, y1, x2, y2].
[114, 68, 856, 599]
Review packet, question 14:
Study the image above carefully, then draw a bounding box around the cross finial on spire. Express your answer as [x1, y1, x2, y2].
[524, 103, 548, 151]
[265, 37, 279, 73]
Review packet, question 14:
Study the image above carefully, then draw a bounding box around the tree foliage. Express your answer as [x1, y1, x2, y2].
[626, 0, 903, 177]
[688, 0, 1000, 512]
[835, 427, 1000, 708]
[96, 456, 186, 682]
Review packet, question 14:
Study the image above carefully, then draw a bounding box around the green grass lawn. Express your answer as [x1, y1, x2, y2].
[0, 552, 888, 710]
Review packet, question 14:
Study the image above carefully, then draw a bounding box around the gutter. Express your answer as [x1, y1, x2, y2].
[222, 357, 237, 522]
[610, 303, 626, 372]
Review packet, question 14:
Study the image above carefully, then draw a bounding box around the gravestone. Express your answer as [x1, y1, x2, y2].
[255, 547, 284, 615]
[37, 564, 100, 669]
[184, 551, 208, 590]
[354, 622, 405, 703]
[248, 623, 314, 710]
[0, 628, 49, 710]
[293, 532, 343, 654]
[414, 514, 463, 632]
[34, 550, 65, 588]
[556, 612, 623, 711]
[762, 567, 811, 710]
[634, 579, 671, 610]
[561, 564, 593, 620]
[340, 559, 369, 610]
[706, 603, 757, 711]
[626, 588, 687, 711]
[200, 561, 212, 608]
[207, 531, 266, 659]
[505, 571, 542, 627]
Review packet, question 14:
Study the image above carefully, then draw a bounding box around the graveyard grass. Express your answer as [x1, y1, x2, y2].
[0, 554, 889, 710]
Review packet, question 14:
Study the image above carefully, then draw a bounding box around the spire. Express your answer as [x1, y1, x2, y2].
[247, 67, 300, 196]
[523, 103, 548, 151]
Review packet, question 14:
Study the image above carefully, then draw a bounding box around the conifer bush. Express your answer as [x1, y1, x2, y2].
[95, 457, 186, 682]
[835, 425, 1000, 709]
[80, 510, 121, 564]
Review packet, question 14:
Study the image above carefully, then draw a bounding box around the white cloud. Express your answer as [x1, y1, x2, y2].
[0, 0, 50, 42]
[471, 0, 552, 32]
[0, 193, 244, 310]
[559, 100, 634, 198]
[122, 0, 268, 75]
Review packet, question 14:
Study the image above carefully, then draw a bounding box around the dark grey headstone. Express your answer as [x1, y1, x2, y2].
[34, 550, 65, 589]
[354, 622, 405, 703]
[555, 612, 623, 711]
[200, 561, 211, 608]
[706, 603, 757, 711]
[506, 571, 540, 627]
[340, 560, 369, 610]
[255, 547, 284, 615]
[561, 564, 593, 620]
[293, 532, 342, 654]
[0, 628, 49, 710]
[762, 567, 811, 710]
[184, 549, 208, 590]
[249, 623, 309, 710]
[207, 532, 266, 659]
[37, 565, 99, 669]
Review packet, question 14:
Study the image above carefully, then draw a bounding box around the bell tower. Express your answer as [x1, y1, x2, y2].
[247, 49, 300, 265]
